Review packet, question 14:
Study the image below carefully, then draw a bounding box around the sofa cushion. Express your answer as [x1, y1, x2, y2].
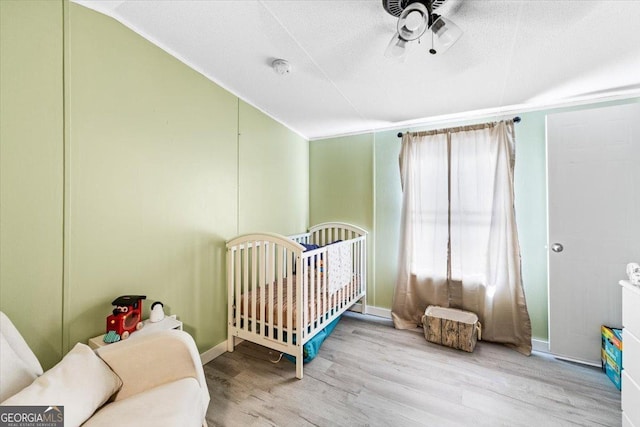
[0, 312, 43, 390]
[2, 343, 122, 427]
[0, 333, 39, 402]
[83, 377, 204, 427]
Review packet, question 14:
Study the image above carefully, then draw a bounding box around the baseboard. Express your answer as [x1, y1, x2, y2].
[532, 338, 549, 353]
[200, 340, 228, 365]
[350, 303, 392, 319]
[200, 315, 547, 364]
[354, 304, 549, 353]
[200, 305, 392, 364]
[366, 305, 392, 319]
[200, 337, 244, 365]
[552, 354, 601, 368]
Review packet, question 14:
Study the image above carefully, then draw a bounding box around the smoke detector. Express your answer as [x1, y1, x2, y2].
[272, 59, 291, 75]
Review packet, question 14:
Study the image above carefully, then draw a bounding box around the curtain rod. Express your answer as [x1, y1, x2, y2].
[396, 116, 521, 138]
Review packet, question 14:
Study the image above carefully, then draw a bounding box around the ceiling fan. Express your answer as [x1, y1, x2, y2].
[382, 0, 462, 61]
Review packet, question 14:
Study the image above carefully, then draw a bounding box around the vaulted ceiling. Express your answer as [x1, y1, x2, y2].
[73, 0, 640, 140]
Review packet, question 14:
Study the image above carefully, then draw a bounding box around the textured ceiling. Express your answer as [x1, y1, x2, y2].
[72, 0, 640, 140]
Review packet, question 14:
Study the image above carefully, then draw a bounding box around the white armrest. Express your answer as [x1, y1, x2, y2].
[95, 330, 209, 418]
[0, 311, 43, 377]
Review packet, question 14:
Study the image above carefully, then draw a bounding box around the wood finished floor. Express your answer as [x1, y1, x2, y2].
[204, 313, 621, 427]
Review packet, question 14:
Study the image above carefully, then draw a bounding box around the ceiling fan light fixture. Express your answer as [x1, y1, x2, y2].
[397, 2, 429, 41]
[430, 15, 463, 53]
[382, 0, 461, 60]
[384, 33, 411, 62]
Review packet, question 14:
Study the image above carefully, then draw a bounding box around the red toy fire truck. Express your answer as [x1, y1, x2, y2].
[103, 295, 146, 343]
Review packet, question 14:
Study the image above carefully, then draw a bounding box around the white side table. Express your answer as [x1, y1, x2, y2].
[88, 315, 183, 349]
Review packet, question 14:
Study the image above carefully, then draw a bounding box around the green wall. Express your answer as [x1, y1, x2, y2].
[238, 102, 308, 236]
[309, 134, 375, 300]
[65, 3, 240, 351]
[0, 0, 65, 370]
[373, 131, 403, 311]
[311, 98, 639, 342]
[0, 1, 309, 368]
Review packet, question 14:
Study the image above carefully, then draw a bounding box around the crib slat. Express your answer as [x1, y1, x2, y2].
[228, 247, 235, 334]
[307, 254, 314, 333]
[296, 252, 304, 346]
[316, 252, 320, 323]
[251, 241, 257, 334]
[355, 238, 360, 298]
[362, 238, 367, 297]
[276, 245, 282, 342]
[260, 241, 266, 337]
[353, 239, 358, 299]
[243, 242, 250, 333]
[348, 241, 353, 302]
[286, 249, 293, 344]
[235, 244, 242, 332]
[358, 239, 362, 295]
[316, 252, 322, 326]
[352, 239, 357, 300]
[268, 242, 274, 340]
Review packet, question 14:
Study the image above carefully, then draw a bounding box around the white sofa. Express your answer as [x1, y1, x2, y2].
[0, 311, 210, 427]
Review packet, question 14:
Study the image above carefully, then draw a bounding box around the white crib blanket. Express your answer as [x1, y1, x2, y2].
[327, 241, 352, 296]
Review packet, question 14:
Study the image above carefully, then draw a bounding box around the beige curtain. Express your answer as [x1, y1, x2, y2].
[391, 120, 532, 355]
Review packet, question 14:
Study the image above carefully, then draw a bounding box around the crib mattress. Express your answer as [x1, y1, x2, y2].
[237, 276, 360, 329]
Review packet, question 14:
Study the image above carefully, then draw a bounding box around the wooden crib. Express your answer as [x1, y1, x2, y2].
[226, 222, 367, 379]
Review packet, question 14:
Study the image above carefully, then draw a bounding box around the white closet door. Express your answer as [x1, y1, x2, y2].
[547, 102, 640, 365]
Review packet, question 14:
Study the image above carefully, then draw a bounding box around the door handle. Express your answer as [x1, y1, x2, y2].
[551, 243, 564, 253]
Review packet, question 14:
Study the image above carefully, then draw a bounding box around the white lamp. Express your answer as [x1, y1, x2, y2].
[150, 301, 165, 322]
